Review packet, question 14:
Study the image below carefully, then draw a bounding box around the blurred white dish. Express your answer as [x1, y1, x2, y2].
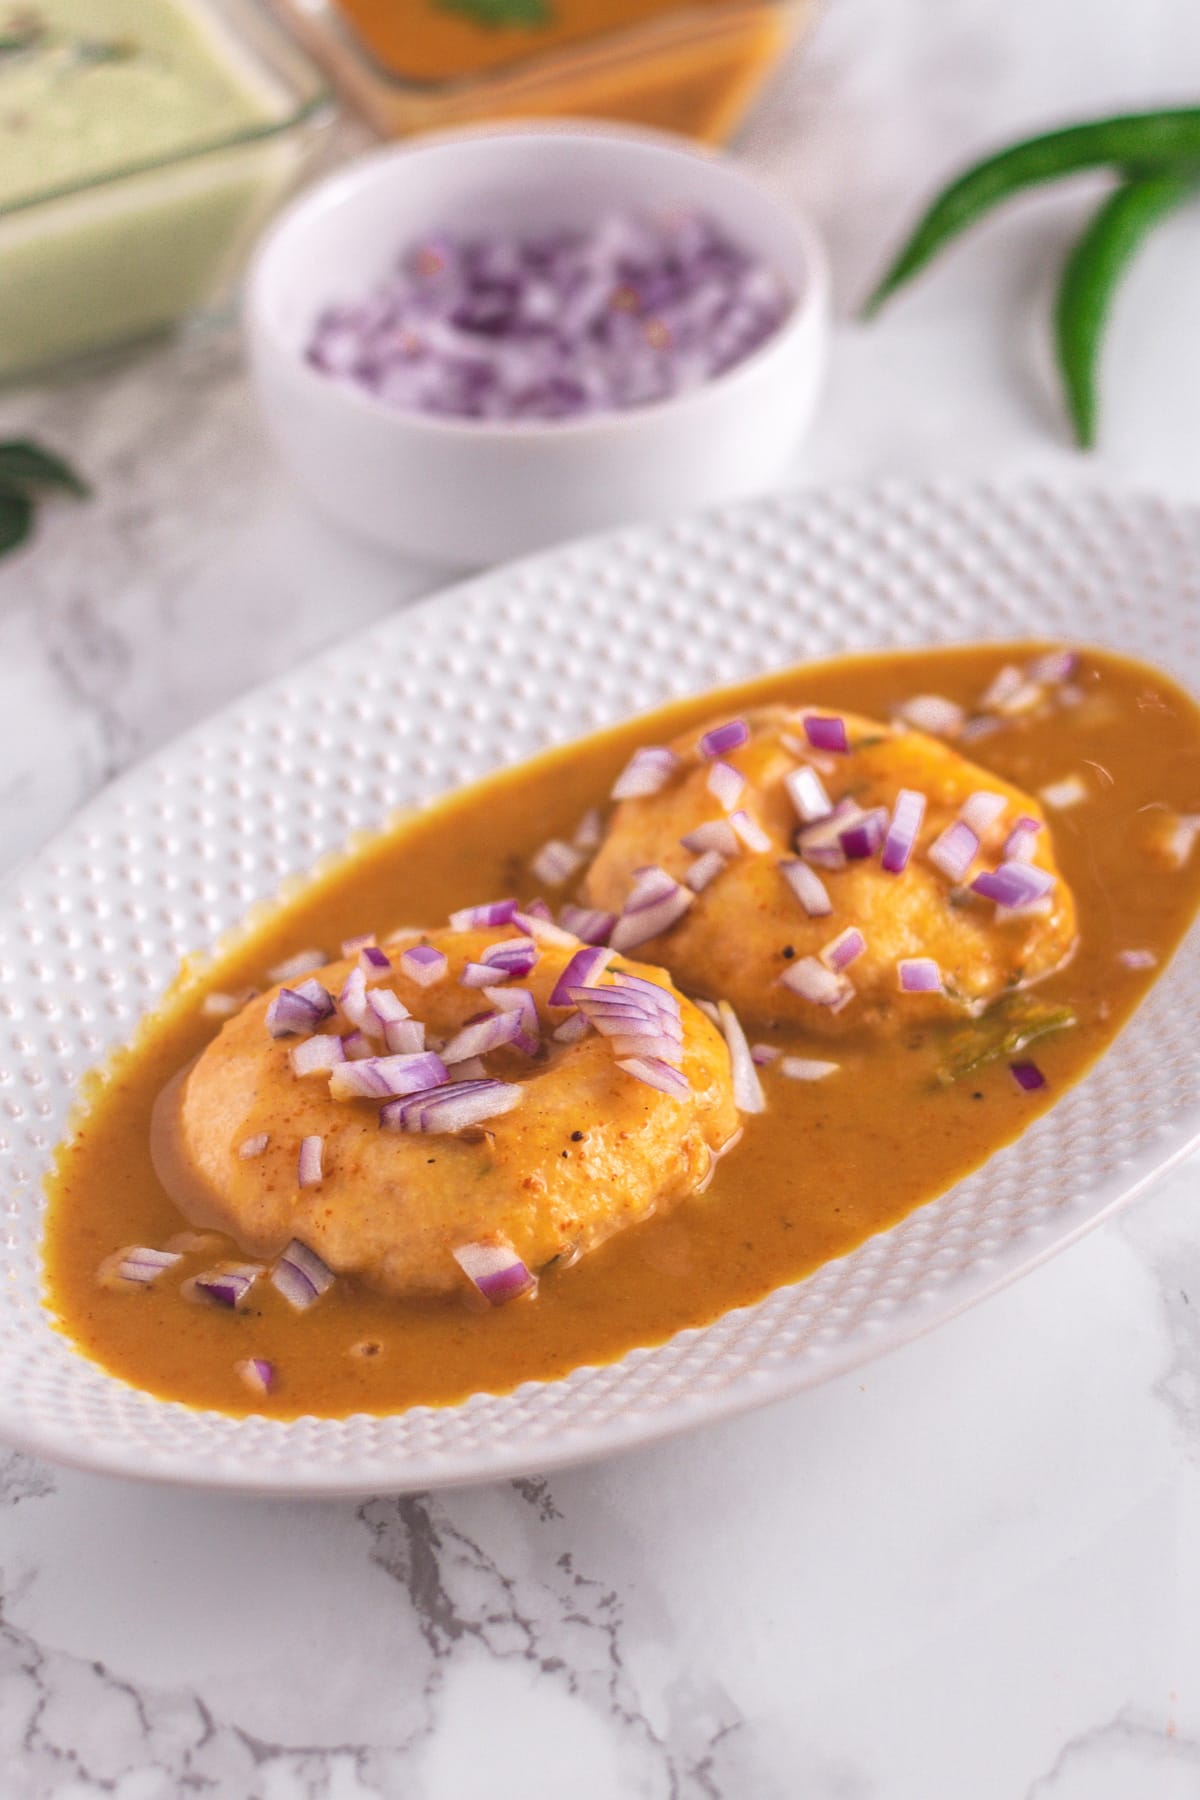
[246, 120, 829, 564]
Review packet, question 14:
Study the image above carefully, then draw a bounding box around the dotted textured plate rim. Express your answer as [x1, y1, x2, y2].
[2, 476, 1198, 1495]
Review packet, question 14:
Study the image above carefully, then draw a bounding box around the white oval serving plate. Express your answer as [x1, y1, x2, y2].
[3, 479, 1199, 1495]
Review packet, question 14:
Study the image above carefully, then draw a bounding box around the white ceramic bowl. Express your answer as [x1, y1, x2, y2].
[246, 121, 830, 565]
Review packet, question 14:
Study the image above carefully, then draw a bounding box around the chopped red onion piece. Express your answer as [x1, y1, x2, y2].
[400, 944, 448, 986]
[270, 1239, 335, 1311]
[1003, 816, 1042, 862]
[381, 1080, 523, 1134]
[898, 956, 943, 994]
[615, 1055, 690, 1098]
[895, 695, 965, 738]
[266, 981, 334, 1039]
[784, 765, 833, 825]
[461, 960, 506, 988]
[449, 1055, 489, 1081]
[341, 932, 375, 959]
[881, 789, 926, 874]
[239, 1132, 271, 1159]
[685, 849, 726, 893]
[1118, 947, 1157, 970]
[610, 882, 693, 952]
[290, 1034, 346, 1077]
[1009, 1060, 1046, 1092]
[481, 937, 540, 977]
[611, 746, 678, 802]
[779, 1056, 840, 1081]
[820, 926, 866, 972]
[330, 1050, 450, 1099]
[750, 1042, 780, 1066]
[960, 791, 1007, 835]
[236, 1357, 275, 1396]
[202, 992, 242, 1020]
[573, 807, 604, 853]
[838, 807, 887, 861]
[530, 838, 584, 888]
[297, 1136, 324, 1188]
[979, 665, 1025, 712]
[559, 905, 616, 944]
[610, 1031, 685, 1065]
[780, 857, 833, 916]
[680, 819, 740, 857]
[970, 863, 1055, 908]
[338, 966, 370, 1032]
[1039, 775, 1087, 810]
[803, 715, 848, 754]
[187, 1262, 262, 1309]
[929, 819, 979, 883]
[482, 985, 541, 1054]
[780, 955, 851, 1007]
[1028, 647, 1079, 684]
[366, 987, 410, 1033]
[549, 945, 613, 1006]
[266, 949, 326, 983]
[553, 1011, 592, 1044]
[384, 1017, 425, 1055]
[512, 909, 579, 948]
[440, 1009, 526, 1064]
[716, 999, 765, 1113]
[707, 759, 745, 811]
[342, 1029, 374, 1060]
[609, 971, 682, 1017]
[523, 898, 553, 920]
[730, 808, 772, 853]
[700, 719, 749, 759]
[449, 899, 518, 931]
[452, 1239, 535, 1305]
[108, 1245, 182, 1286]
[359, 945, 392, 978]
[625, 865, 679, 908]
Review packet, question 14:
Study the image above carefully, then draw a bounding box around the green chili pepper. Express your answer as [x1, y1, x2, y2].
[864, 107, 1200, 317]
[1055, 168, 1199, 448]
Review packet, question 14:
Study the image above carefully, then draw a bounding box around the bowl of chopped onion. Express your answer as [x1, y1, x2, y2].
[246, 119, 829, 565]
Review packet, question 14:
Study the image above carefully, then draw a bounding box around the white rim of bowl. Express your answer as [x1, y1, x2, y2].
[246, 116, 831, 444]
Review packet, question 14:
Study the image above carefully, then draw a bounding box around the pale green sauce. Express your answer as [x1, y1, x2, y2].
[0, 0, 271, 209]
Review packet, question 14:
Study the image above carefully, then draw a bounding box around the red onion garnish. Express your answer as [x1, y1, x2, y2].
[553, 1011, 592, 1044]
[611, 746, 678, 802]
[449, 1055, 489, 1081]
[290, 1034, 346, 1077]
[481, 937, 540, 978]
[680, 819, 740, 857]
[706, 759, 745, 812]
[297, 1136, 324, 1188]
[530, 839, 584, 888]
[439, 1009, 528, 1064]
[1009, 1060, 1046, 1092]
[359, 944, 392, 979]
[779, 955, 851, 1007]
[750, 1042, 780, 1066]
[785, 765, 833, 825]
[549, 945, 613, 1006]
[307, 213, 792, 424]
[779, 857, 832, 917]
[342, 1029, 374, 1060]
[838, 807, 887, 861]
[1118, 947, 1157, 970]
[700, 719, 750, 759]
[779, 1056, 839, 1080]
[380, 1079, 524, 1134]
[821, 926, 866, 971]
[685, 849, 726, 893]
[898, 956, 943, 994]
[715, 999, 765, 1113]
[483, 985, 541, 1054]
[729, 809, 772, 853]
[341, 932, 375, 958]
[1038, 775, 1087, 810]
[461, 960, 506, 988]
[513, 909, 579, 948]
[979, 665, 1025, 712]
[615, 1055, 690, 1098]
[1028, 647, 1079, 684]
[803, 715, 848, 754]
[559, 905, 616, 944]
[186, 1263, 262, 1309]
[270, 1239, 335, 1311]
[573, 807, 604, 853]
[266, 949, 326, 984]
[610, 873, 693, 952]
[960, 791, 1007, 835]
[895, 695, 965, 738]
[1003, 816, 1042, 862]
[881, 788, 926, 874]
[970, 863, 1055, 908]
[238, 1133, 270, 1159]
[452, 1239, 535, 1305]
[400, 944, 448, 987]
[384, 1017, 425, 1055]
[106, 1246, 182, 1286]
[236, 1357, 275, 1396]
[338, 966, 370, 1032]
[202, 992, 244, 1020]
[449, 899, 518, 931]
[266, 980, 334, 1039]
[928, 819, 979, 883]
[331, 1050, 450, 1099]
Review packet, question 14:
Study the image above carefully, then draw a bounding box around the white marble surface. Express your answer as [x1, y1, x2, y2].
[2, 0, 1200, 1793]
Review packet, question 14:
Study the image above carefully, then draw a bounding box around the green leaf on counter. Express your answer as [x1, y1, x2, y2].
[938, 994, 1077, 1085]
[0, 438, 90, 498]
[434, 0, 552, 27]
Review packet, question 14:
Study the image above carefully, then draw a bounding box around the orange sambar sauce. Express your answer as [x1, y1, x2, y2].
[43, 645, 1200, 1418]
